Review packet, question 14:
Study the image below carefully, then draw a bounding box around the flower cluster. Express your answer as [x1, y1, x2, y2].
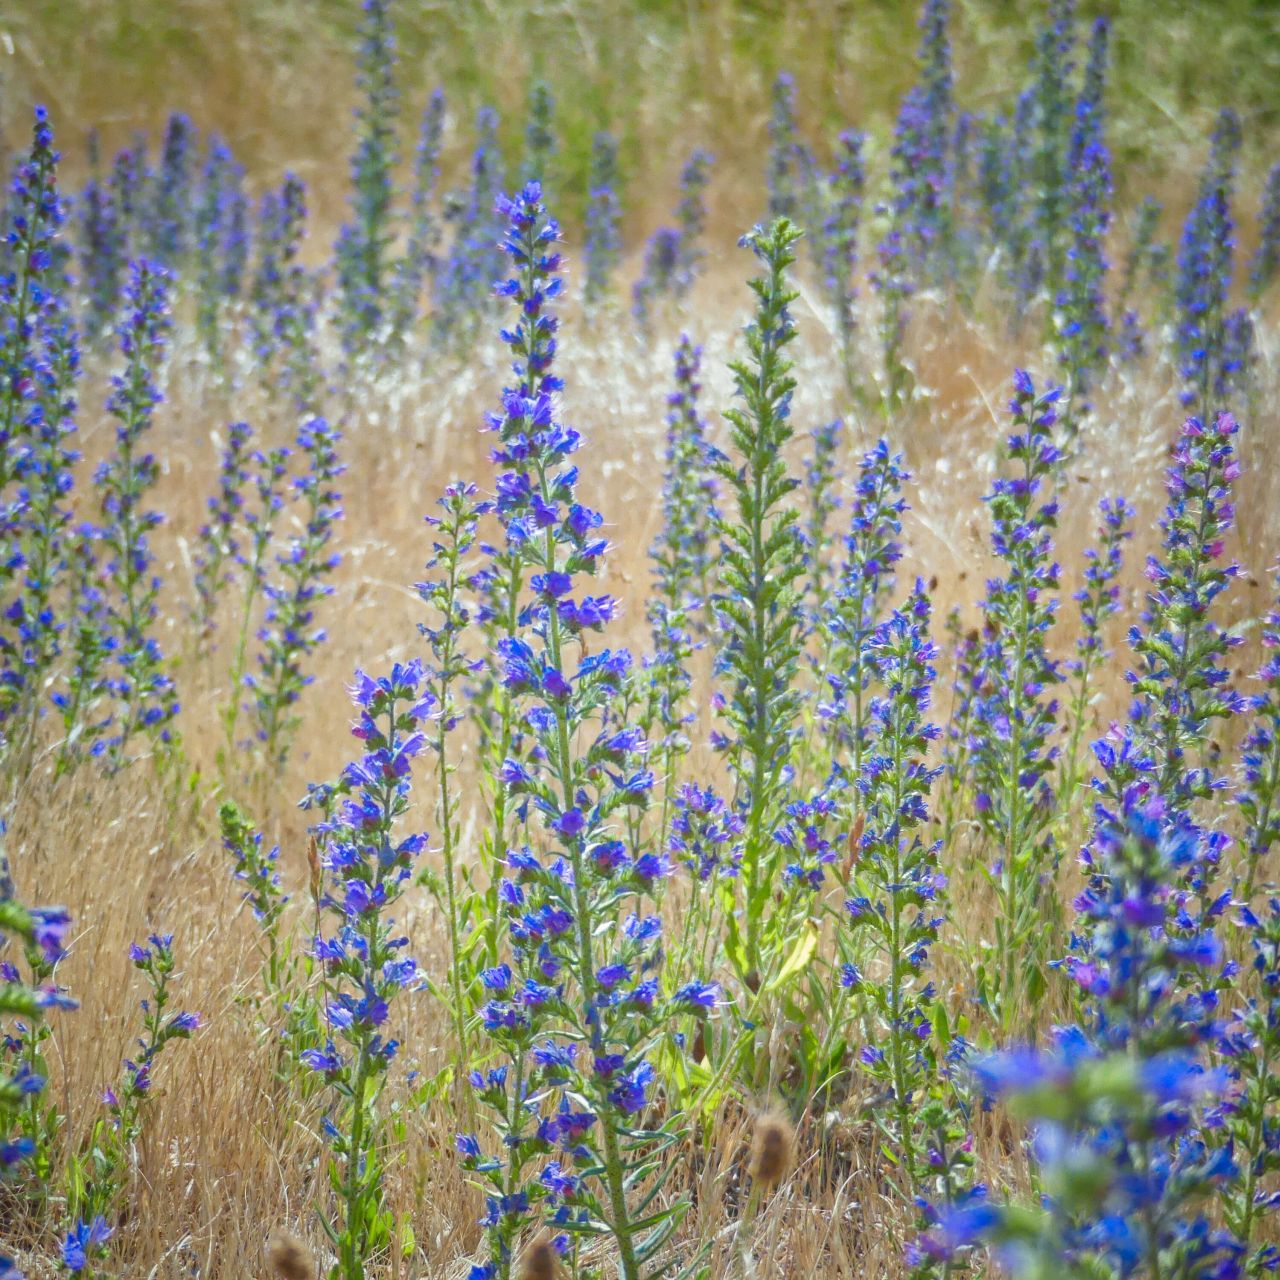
[1055, 33, 1112, 424]
[302, 661, 430, 1279]
[0, 107, 78, 736]
[461, 182, 700, 1280]
[91, 259, 179, 767]
[1175, 109, 1248, 414]
[643, 333, 718, 813]
[249, 174, 322, 410]
[1060, 495, 1134, 798]
[1239, 566, 1280, 898]
[192, 135, 249, 361]
[970, 370, 1064, 1026]
[1100, 412, 1243, 827]
[248, 416, 344, 770]
[839, 582, 949, 1180]
[934, 801, 1241, 1279]
[819, 438, 909, 800]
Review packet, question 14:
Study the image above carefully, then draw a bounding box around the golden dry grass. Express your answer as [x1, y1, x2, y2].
[3, 231, 1277, 1276]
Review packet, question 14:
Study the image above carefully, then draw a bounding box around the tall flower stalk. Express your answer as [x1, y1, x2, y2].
[301, 663, 429, 1280]
[970, 371, 1064, 1027]
[711, 218, 807, 981]
[645, 334, 717, 834]
[1058, 495, 1133, 803]
[389, 87, 446, 344]
[95, 260, 179, 768]
[417, 481, 490, 1077]
[584, 131, 622, 307]
[462, 182, 707, 1280]
[1, 107, 75, 739]
[819, 439, 908, 805]
[249, 417, 344, 771]
[821, 129, 866, 394]
[1175, 110, 1246, 416]
[839, 581, 947, 1185]
[1239, 567, 1280, 900]
[335, 0, 400, 351]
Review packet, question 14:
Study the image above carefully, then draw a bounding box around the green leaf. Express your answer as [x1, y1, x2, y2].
[765, 921, 819, 993]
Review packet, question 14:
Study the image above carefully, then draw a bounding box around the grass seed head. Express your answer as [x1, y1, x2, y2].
[268, 1230, 314, 1280]
[521, 1235, 560, 1280]
[749, 1110, 795, 1189]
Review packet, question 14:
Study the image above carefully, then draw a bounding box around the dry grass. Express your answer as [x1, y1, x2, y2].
[4, 233, 1278, 1276]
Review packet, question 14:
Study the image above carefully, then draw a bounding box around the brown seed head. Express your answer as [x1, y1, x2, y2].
[749, 1111, 795, 1189]
[268, 1230, 314, 1280]
[521, 1236, 559, 1280]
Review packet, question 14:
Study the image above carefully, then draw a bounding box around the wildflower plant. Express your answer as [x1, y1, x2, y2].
[0, 106, 76, 737]
[302, 661, 430, 1280]
[434, 106, 506, 343]
[521, 83, 558, 192]
[1100, 411, 1243, 824]
[1219, 898, 1280, 1276]
[1175, 110, 1246, 416]
[459, 182, 703, 1280]
[933, 802, 1242, 1280]
[250, 174, 322, 409]
[819, 439, 909, 800]
[820, 129, 866, 392]
[1238, 566, 1280, 900]
[1248, 162, 1280, 301]
[765, 73, 810, 225]
[335, 0, 400, 351]
[1055, 91, 1112, 430]
[94, 259, 180, 767]
[0, 881, 74, 1202]
[1059, 496, 1134, 803]
[632, 149, 714, 331]
[416, 480, 491, 1074]
[970, 371, 1064, 1026]
[220, 435, 290, 759]
[192, 136, 247, 363]
[710, 217, 808, 981]
[219, 801, 289, 998]
[584, 131, 622, 307]
[249, 417, 344, 771]
[192, 420, 252, 645]
[801, 418, 844, 614]
[65, 934, 200, 1277]
[643, 334, 718, 819]
[390, 88, 446, 344]
[838, 581, 953, 1190]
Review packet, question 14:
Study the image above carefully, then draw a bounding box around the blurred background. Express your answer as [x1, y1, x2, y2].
[6, 0, 1280, 233]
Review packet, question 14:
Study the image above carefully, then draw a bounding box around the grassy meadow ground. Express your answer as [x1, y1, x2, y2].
[3, 1, 1280, 1277]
